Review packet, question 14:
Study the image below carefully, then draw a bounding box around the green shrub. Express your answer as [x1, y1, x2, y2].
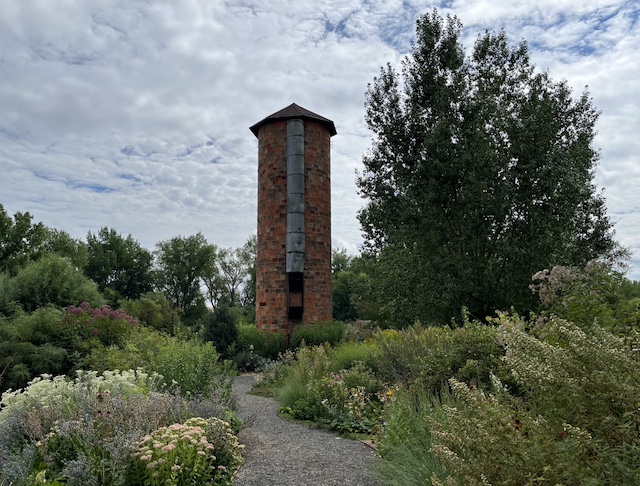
[329, 340, 379, 372]
[121, 292, 181, 334]
[274, 346, 332, 407]
[236, 324, 285, 360]
[84, 325, 169, 373]
[87, 328, 234, 401]
[0, 307, 76, 392]
[270, 343, 385, 434]
[291, 363, 384, 434]
[148, 338, 233, 399]
[289, 320, 347, 348]
[0, 305, 146, 393]
[375, 322, 503, 392]
[3, 254, 105, 313]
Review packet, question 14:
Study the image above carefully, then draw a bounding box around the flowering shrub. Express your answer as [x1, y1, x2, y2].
[126, 417, 244, 485]
[426, 313, 640, 485]
[65, 302, 137, 347]
[295, 363, 385, 434]
[531, 261, 640, 339]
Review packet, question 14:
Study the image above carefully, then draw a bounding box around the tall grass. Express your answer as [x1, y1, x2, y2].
[377, 385, 450, 486]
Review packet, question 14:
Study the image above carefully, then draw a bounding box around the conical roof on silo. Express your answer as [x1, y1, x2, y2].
[250, 103, 337, 137]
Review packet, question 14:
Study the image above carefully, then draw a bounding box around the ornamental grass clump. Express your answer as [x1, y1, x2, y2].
[127, 417, 243, 486]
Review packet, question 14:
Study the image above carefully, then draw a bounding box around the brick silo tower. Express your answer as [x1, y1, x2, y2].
[250, 103, 336, 337]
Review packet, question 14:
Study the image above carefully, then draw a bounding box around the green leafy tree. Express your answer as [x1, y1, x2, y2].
[332, 248, 353, 275]
[121, 291, 182, 334]
[357, 10, 617, 325]
[154, 233, 215, 323]
[42, 228, 88, 270]
[239, 235, 257, 309]
[85, 227, 153, 302]
[218, 247, 249, 307]
[201, 247, 225, 309]
[331, 249, 369, 322]
[0, 204, 47, 276]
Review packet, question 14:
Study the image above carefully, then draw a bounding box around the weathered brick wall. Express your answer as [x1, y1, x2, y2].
[301, 120, 333, 326]
[255, 119, 332, 335]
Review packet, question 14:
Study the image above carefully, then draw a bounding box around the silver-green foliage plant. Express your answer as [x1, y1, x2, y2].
[0, 370, 168, 484]
[126, 417, 244, 486]
[429, 313, 640, 485]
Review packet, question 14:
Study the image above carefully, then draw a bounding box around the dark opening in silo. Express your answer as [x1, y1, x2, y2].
[288, 272, 303, 321]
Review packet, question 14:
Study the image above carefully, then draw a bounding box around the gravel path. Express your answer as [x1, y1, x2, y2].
[232, 374, 382, 486]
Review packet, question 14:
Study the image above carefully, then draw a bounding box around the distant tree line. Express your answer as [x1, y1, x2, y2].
[0, 204, 256, 327]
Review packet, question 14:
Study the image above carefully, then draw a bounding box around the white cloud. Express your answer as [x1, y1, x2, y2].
[0, 0, 638, 279]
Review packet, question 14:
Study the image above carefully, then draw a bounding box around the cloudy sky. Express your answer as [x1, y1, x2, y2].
[1, 1, 638, 277]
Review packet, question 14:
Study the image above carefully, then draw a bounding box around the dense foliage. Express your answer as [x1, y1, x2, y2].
[0, 205, 47, 276]
[85, 227, 154, 302]
[357, 10, 616, 325]
[262, 269, 640, 484]
[0, 254, 104, 314]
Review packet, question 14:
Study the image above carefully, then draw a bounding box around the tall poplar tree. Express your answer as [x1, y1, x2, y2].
[357, 10, 617, 325]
